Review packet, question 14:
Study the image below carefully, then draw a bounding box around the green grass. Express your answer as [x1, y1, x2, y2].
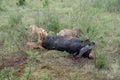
[95, 52, 109, 69]
[0, 66, 32, 80]
[16, 0, 26, 6]
[0, 0, 120, 80]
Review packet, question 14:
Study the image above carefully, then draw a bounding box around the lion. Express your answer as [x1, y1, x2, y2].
[57, 28, 82, 38]
[29, 25, 48, 42]
[27, 25, 48, 50]
[26, 41, 43, 50]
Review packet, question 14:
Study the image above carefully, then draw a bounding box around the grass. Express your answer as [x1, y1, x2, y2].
[43, 0, 49, 8]
[93, 0, 120, 12]
[0, 0, 120, 80]
[0, 13, 28, 52]
[0, 66, 32, 80]
[95, 52, 109, 69]
[16, 0, 26, 6]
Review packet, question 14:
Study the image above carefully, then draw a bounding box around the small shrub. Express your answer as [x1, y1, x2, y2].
[16, 0, 26, 6]
[26, 51, 39, 58]
[95, 52, 109, 69]
[43, 0, 49, 8]
[26, 50, 41, 64]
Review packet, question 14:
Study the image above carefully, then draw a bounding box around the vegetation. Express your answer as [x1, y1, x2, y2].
[95, 52, 109, 69]
[0, 0, 120, 80]
[43, 0, 49, 8]
[16, 0, 26, 6]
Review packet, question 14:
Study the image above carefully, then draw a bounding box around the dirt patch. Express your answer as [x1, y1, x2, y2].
[29, 50, 95, 80]
[0, 50, 28, 71]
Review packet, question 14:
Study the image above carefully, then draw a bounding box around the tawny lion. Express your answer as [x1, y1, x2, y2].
[26, 41, 43, 50]
[29, 25, 48, 42]
[26, 25, 48, 50]
[57, 28, 82, 38]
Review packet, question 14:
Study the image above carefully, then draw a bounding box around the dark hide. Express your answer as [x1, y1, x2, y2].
[42, 36, 95, 58]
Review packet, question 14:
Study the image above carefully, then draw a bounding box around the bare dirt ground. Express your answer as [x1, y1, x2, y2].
[0, 50, 28, 71]
[29, 50, 95, 80]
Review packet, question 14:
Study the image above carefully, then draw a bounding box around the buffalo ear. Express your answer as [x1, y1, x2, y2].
[83, 39, 90, 45]
[91, 42, 95, 45]
[77, 45, 90, 57]
[84, 39, 90, 43]
[89, 42, 95, 49]
[77, 43, 95, 57]
[89, 42, 95, 47]
[81, 40, 84, 43]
